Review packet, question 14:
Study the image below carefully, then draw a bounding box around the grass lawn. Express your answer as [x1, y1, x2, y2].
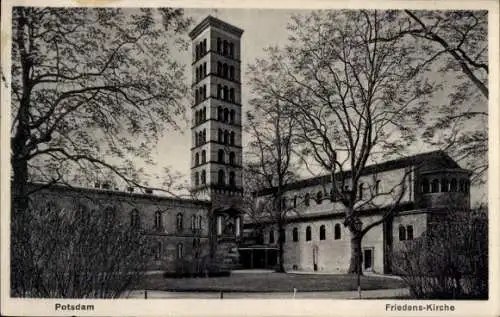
[137, 272, 405, 292]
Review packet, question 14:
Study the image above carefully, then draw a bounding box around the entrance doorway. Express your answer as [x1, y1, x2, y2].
[313, 246, 318, 271]
[363, 248, 373, 271]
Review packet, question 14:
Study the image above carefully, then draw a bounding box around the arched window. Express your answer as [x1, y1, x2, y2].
[217, 84, 222, 99]
[230, 109, 235, 124]
[304, 193, 310, 206]
[224, 108, 229, 122]
[217, 61, 222, 75]
[177, 243, 183, 259]
[230, 132, 235, 145]
[406, 225, 414, 240]
[201, 170, 206, 184]
[217, 38, 221, 53]
[176, 213, 183, 231]
[431, 179, 439, 193]
[421, 178, 429, 193]
[195, 153, 199, 166]
[441, 178, 449, 192]
[201, 150, 206, 163]
[155, 211, 162, 230]
[223, 63, 228, 78]
[202, 107, 206, 120]
[202, 129, 206, 143]
[218, 170, 225, 185]
[224, 130, 229, 144]
[293, 227, 299, 242]
[229, 88, 235, 102]
[293, 195, 297, 208]
[229, 171, 235, 186]
[316, 191, 323, 204]
[218, 129, 223, 142]
[229, 152, 235, 165]
[218, 106, 223, 120]
[195, 89, 199, 104]
[195, 171, 199, 186]
[195, 110, 199, 124]
[450, 178, 458, 192]
[269, 230, 275, 244]
[203, 62, 207, 76]
[223, 86, 229, 101]
[229, 66, 235, 80]
[223, 40, 228, 55]
[319, 225, 326, 240]
[399, 225, 406, 241]
[306, 226, 312, 241]
[130, 209, 140, 228]
[229, 43, 234, 57]
[191, 215, 196, 230]
[202, 39, 207, 53]
[218, 149, 225, 163]
[334, 223, 341, 240]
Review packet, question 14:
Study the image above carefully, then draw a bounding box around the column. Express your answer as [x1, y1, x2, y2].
[217, 215, 222, 236]
[235, 216, 241, 237]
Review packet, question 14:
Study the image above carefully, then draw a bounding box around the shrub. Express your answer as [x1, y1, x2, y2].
[393, 209, 488, 299]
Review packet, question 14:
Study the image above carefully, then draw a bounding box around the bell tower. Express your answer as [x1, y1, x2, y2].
[189, 16, 244, 264]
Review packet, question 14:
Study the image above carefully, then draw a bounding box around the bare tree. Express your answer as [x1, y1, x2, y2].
[9, 7, 192, 297]
[248, 10, 434, 274]
[10, 7, 191, 208]
[244, 65, 301, 272]
[12, 196, 154, 298]
[374, 10, 488, 183]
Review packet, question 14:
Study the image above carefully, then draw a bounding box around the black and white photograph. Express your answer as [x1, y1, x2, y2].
[1, 0, 498, 316]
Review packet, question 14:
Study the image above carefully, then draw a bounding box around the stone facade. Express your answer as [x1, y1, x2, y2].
[28, 184, 212, 272]
[245, 151, 472, 273]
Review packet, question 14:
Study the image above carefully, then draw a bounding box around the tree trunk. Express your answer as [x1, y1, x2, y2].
[348, 233, 363, 275]
[275, 222, 286, 273]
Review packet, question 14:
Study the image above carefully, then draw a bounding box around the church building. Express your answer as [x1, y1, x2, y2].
[26, 16, 472, 275]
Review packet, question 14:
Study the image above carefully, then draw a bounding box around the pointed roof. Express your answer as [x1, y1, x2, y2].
[189, 15, 244, 39]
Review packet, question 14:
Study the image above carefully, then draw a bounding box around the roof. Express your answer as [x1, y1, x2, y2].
[28, 182, 212, 206]
[189, 15, 244, 39]
[243, 201, 418, 226]
[255, 150, 467, 196]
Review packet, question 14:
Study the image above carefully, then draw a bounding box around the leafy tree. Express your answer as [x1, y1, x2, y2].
[248, 10, 433, 274]
[10, 7, 191, 297]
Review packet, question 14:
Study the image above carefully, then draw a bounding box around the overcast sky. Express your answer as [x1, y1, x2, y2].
[140, 8, 487, 204]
